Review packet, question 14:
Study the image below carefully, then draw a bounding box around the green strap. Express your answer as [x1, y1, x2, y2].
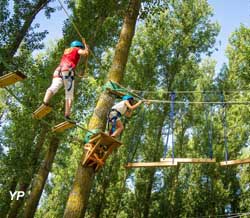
[102, 80, 127, 93]
[83, 129, 101, 143]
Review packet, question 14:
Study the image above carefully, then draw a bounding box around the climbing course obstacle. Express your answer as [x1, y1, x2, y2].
[32, 104, 52, 119]
[82, 132, 122, 171]
[126, 161, 177, 168]
[220, 159, 250, 166]
[52, 120, 76, 132]
[160, 158, 216, 164]
[0, 71, 26, 88]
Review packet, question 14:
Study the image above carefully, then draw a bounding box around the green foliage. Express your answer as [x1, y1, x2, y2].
[1, 0, 250, 217]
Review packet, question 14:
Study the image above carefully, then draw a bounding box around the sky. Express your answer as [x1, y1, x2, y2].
[34, 0, 250, 73]
[207, 0, 250, 72]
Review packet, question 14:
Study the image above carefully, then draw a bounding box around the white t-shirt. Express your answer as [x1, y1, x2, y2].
[112, 100, 128, 115]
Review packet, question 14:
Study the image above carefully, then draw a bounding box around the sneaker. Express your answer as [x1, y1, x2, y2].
[65, 115, 71, 120]
[43, 102, 50, 107]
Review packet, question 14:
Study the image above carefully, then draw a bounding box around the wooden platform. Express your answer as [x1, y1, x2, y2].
[160, 158, 216, 164]
[82, 132, 122, 171]
[32, 104, 52, 119]
[220, 159, 250, 166]
[52, 121, 76, 133]
[126, 161, 177, 168]
[0, 71, 26, 88]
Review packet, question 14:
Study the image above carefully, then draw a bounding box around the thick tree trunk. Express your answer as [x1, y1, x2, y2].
[7, 183, 28, 218]
[6, 126, 48, 218]
[63, 0, 141, 217]
[23, 135, 60, 218]
[0, 0, 50, 76]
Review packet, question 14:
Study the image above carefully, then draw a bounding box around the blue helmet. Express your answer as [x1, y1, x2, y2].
[122, 95, 134, 101]
[70, 40, 84, 48]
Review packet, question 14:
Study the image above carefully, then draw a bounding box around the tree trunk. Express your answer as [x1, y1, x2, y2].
[7, 183, 28, 218]
[0, 0, 50, 75]
[6, 126, 48, 218]
[23, 135, 60, 218]
[141, 106, 168, 218]
[63, 0, 141, 217]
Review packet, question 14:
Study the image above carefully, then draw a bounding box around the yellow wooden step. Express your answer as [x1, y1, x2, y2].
[0, 71, 26, 88]
[126, 161, 177, 168]
[32, 104, 52, 119]
[160, 158, 216, 164]
[220, 158, 250, 166]
[52, 121, 76, 133]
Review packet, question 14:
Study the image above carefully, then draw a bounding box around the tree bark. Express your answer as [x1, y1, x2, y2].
[141, 106, 168, 218]
[6, 126, 48, 218]
[7, 183, 28, 218]
[63, 0, 141, 217]
[23, 135, 60, 218]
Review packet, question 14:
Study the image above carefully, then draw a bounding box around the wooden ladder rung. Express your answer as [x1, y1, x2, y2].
[82, 132, 122, 171]
[160, 158, 216, 164]
[0, 71, 26, 88]
[220, 159, 250, 166]
[52, 121, 76, 132]
[126, 161, 178, 168]
[32, 104, 52, 119]
[88, 134, 102, 144]
[82, 138, 102, 166]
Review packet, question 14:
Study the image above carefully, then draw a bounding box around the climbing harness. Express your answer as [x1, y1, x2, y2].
[107, 109, 122, 135]
[63, 70, 74, 92]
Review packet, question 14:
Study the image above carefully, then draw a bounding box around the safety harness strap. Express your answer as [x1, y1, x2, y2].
[107, 109, 121, 135]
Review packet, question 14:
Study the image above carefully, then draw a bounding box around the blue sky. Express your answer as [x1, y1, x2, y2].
[34, 0, 250, 73]
[207, 0, 250, 72]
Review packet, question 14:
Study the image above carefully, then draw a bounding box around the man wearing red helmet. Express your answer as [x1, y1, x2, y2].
[43, 39, 89, 119]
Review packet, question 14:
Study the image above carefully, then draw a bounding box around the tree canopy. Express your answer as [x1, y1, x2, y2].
[1, 0, 250, 217]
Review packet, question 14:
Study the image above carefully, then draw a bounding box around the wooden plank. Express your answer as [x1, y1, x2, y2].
[52, 121, 75, 132]
[82, 132, 122, 171]
[88, 133, 102, 144]
[220, 159, 250, 166]
[102, 143, 118, 161]
[82, 138, 102, 166]
[98, 132, 122, 146]
[160, 158, 216, 164]
[0, 71, 26, 88]
[126, 162, 177, 168]
[32, 104, 52, 119]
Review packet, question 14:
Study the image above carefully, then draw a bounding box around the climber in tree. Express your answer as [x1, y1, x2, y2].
[43, 39, 89, 119]
[108, 95, 145, 138]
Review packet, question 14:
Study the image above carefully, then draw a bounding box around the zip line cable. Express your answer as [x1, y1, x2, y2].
[130, 88, 250, 94]
[145, 99, 250, 105]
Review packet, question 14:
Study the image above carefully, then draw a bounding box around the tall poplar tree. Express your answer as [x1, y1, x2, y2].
[63, 0, 141, 217]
